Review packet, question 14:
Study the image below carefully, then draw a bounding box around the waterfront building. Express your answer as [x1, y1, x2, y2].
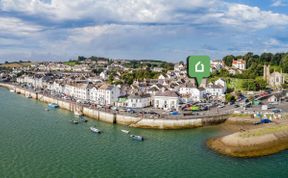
[127, 93, 151, 108]
[153, 91, 179, 111]
[94, 84, 121, 106]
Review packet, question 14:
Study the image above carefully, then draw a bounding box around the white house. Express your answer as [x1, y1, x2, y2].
[127, 93, 151, 108]
[215, 78, 227, 93]
[64, 82, 93, 100]
[205, 83, 225, 97]
[179, 86, 205, 102]
[100, 71, 108, 80]
[154, 91, 179, 111]
[94, 84, 120, 106]
[232, 59, 246, 70]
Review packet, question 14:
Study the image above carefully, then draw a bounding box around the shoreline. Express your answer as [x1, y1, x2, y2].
[3, 82, 288, 157]
[0, 83, 229, 130]
[207, 122, 288, 157]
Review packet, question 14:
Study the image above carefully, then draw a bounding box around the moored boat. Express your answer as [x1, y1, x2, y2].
[9, 89, 15, 93]
[90, 127, 101, 134]
[26, 94, 32, 98]
[48, 103, 59, 108]
[121, 129, 130, 134]
[130, 134, 144, 141]
[71, 120, 79, 124]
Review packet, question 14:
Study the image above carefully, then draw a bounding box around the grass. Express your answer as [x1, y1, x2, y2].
[239, 124, 288, 138]
[229, 113, 252, 118]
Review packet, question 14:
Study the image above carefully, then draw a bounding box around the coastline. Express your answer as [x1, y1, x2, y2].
[0, 83, 229, 129]
[207, 122, 288, 157]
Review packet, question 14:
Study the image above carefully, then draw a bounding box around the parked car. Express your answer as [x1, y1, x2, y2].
[234, 104, 240, 108]
[217, 105, 225, 108]
[272, 109, 282, 113]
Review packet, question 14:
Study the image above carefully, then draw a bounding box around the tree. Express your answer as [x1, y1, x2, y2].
[281, 54, 288, 73]
[260, 53, 273, 64]
[271, 53, 284, 65]
[242, 80, 257, 91]
[255, 78, 267, 90]
[222, 55, 235, 67]
[77, 56, 86, 61]
[225, 93, 235, 102]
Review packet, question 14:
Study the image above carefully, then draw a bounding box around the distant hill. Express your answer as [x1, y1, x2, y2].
[0, 62, 32, 68]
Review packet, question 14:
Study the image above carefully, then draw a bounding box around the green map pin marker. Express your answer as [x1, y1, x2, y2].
[187, 56, 211, 87]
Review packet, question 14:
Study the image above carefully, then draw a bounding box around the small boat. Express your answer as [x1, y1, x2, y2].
[71, 120, 79, 124]
[48, 103, 59, 108]
[121, 129, 130, 134]
[90, 127, 101, 134]
[130, 134, 144, 141]
[26, 95, 32, 98]
[9, 89, 15, 93]
[79, 116, 88, 123]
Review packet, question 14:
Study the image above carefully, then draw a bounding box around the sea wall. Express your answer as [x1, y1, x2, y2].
[130, 115, 228, 129]
[0, 83, 229, 129]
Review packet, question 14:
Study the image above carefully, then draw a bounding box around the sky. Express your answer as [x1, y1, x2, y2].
[0, 0, 288, 62]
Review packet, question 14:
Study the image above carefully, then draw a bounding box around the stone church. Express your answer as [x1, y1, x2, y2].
[263, 65, 285, 88]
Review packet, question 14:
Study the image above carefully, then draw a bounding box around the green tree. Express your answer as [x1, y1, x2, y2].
[260, 53, 273, 64]
[225, 93, 235, 102]
[271, 53, 284, 65]
[222, 55, 235, 67]
[280, 54, 288, 73]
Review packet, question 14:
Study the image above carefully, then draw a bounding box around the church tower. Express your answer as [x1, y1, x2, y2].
[263, 65, 270, 81]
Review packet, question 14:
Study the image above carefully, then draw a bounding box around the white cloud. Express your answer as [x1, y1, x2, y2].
[271, 0, 287, 7]
[1, 0, 288, 30]
[263, 38, 281, 47]
[218, 4, 288, 29]
[1, 0, 288, 61]
[0, 17, 43, 36]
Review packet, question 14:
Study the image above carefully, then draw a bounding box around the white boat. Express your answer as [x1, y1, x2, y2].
[90, 127, 101, 134]
[9, 89, 15, 93]
[48, 103, 59, 108]
[121, 129, 130, 134]
[26, 95, 32, 98]
[130, 134, 144, 141]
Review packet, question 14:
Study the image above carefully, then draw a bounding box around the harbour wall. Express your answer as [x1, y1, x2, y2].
[0, 83, 229, 129]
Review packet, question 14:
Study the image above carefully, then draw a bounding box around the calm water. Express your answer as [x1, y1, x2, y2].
[0, 88, 287, 178]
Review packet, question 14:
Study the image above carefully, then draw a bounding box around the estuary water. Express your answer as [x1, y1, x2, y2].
[0, 88, 287, 178]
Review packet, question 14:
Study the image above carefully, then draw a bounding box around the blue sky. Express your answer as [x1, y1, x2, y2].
[0, 0, 288, 62]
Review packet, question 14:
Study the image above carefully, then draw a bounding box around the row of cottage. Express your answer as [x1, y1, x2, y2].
[16, 75, 226, 111]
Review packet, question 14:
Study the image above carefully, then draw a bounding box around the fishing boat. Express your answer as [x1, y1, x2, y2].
[121, 129, 130, 134]
[79, 116, 88, 123]
[90, 127, 101, 134]
[71, 120, 79, 124]
[48, 103, 59, 108]
[130, 135, 144, 141]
